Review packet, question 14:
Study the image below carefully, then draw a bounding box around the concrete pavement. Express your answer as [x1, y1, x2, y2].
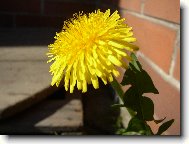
[0, 46, 59, 119]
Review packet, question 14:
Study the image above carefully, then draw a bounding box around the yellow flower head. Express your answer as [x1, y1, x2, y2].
[47, 9, 138, 93]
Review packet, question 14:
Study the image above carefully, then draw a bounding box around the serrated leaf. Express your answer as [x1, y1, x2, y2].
[156, 119, 174, 135]
[141, 96, 154, 121]
[123, 87, 140, 111]
[154, 117, 166, 124]
[121, 53, 141, 86]
[121, 68, 135, 86]
[136, 70, 159, 94]
[121, 53, 159, 94]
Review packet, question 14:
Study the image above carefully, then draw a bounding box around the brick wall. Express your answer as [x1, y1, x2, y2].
[104, 0, 180, 135]
[0, 0, 180, 135]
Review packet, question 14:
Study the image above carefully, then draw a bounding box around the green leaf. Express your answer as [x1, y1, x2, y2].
[121, 53, 141, 86]
[121, 53, 159, 94]
[111, 104, 125, 108]
[154, 117, 166, 124]
[123, 87, 140, 111]
[126, 116, 146, 132]
[145, 123, 154, 135]
[126, 117, 153, 135]
[111, 76, 136, 117]
[122, 131, 142, 135]
[141, 96, 154, 121]
[123, 116, 154, 135]
[156, 119, 174, 135]
[136, 70, 159, 95]
[116, 128, 127, 135]
[121, 68, 135, 86]
[130, 52, 142, 71]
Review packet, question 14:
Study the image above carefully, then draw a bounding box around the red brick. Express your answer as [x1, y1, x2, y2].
[144, 0, 180, 23]
[122, 12, 177, 73]
[173, 48, 180, 81]
[119, 0, 142, 13]
[44, 1, 96, 17]
[15, 15, 66, 29]
[139, 56, 180, 135]
[0, 0, 40, 14]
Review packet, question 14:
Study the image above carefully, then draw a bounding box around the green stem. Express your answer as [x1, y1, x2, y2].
[110, 76, 135, 117]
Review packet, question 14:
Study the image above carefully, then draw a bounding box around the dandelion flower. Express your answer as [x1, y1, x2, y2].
[47, 9, 138, 93]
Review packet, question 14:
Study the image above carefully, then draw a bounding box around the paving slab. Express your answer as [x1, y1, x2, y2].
[0, 91, 83, 134]
[0, 47, 49, 61]
[35, 92, 83, 133]
[0, 46, 59, 119]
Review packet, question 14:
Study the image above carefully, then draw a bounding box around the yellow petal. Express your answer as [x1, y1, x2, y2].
[112, 69, 120, 77]
[108, 55, 122, 66]
[82, 80, 87, 93]
[77, 80, 82, 90]
[110, 47, 127, 56]
[109, 39, 139, 51]
[122, 37, 136, 43]
[91, 75, 99, 89]
[107, 74, 113, 82]
[47, 9, 139, 93]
